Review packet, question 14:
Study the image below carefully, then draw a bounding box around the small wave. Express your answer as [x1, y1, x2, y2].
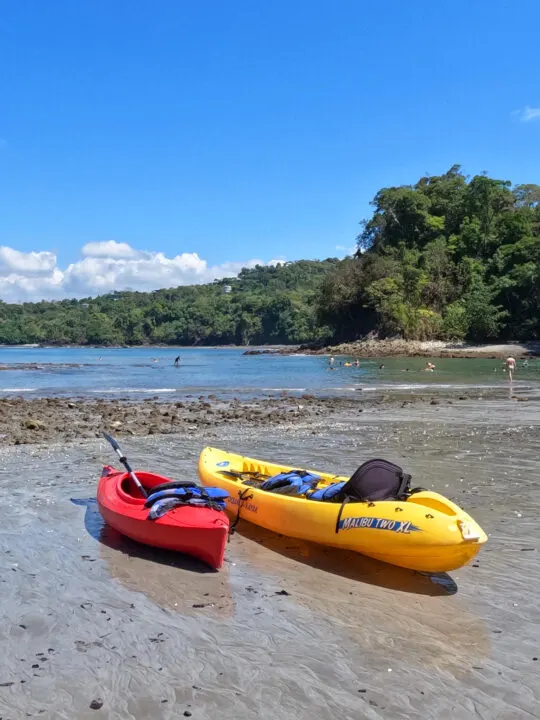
[90, 387, 177, 394]
[264, 388, 308, 392]
[0, 388, 36, 393]
[360, 383, 503, 392]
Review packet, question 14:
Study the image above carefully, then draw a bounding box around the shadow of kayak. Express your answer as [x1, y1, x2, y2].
[233, 521, 458, 596]
[71, 497, 235, 618]
[71, 497, 217, 573]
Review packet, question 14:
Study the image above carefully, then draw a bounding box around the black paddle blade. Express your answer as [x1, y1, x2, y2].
[103, 432, 121, 452]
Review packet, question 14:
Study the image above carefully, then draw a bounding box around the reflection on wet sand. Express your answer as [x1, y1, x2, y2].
[230, 526, 490, 675]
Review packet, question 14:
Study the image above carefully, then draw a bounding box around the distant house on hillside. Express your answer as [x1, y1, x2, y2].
[222, 285, 232, 294]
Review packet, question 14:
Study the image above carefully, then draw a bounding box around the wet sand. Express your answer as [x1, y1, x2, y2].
[1, 400, 540, 719]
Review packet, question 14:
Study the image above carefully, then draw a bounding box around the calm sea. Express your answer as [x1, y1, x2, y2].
[0, 346, 538, 400]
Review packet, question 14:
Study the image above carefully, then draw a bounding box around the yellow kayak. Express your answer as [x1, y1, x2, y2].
[198, 447, 487, 573]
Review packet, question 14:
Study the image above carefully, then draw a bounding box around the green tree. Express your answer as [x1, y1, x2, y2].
[462, 276, 508, 341]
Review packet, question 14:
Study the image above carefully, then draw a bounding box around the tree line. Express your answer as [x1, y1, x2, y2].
[0, 260, 339, 346]
[1, 166, 539, 346]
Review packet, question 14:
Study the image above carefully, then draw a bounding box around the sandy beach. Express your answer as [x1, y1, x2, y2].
[1, 390, 539, 719]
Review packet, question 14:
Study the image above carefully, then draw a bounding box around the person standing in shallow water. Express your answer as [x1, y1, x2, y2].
[504, 356, 516, 382]
[174, 355, 181, 367]
[329, 356, 334, 366]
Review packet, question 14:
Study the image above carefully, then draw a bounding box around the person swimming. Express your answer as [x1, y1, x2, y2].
[425, 361, 436, 372]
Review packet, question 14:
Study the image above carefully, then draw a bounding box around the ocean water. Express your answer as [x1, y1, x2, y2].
[0, 345, 538, 400]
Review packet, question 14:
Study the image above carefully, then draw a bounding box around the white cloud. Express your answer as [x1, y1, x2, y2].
[82, 240, 138, 259]
[0, 241, 282, 303]
[516, 106, 540, 122]
[0, 246, 57, 276]
[335, 244, 356, 257]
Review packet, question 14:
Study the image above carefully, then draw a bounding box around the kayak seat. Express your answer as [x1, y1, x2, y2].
[259, 471, 320, 496]
[311, 459, 413, 503]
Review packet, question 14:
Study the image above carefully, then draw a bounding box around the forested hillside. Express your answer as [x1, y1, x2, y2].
[2, 167, 539, 347]
[0, 260, 339, 345]
[317, 166, 540, 342]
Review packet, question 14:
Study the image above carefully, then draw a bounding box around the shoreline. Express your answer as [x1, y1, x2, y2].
[2, 339, 540, 359]
[248, 339, 540, 359]
[0, 343, 291, 351]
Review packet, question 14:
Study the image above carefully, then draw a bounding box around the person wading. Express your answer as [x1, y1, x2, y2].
[504, 356, 516, 382]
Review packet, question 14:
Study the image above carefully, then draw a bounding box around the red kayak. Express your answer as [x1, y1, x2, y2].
[97, 465, 230, 569]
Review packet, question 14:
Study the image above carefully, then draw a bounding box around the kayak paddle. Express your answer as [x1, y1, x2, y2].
[103, 432, 148, 498]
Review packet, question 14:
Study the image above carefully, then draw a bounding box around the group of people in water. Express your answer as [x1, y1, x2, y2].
[328, 356, 435, 372]
[328, 356, 361, 369]
[147, 355, 182, 366]
[328, 355, 523, 383]
[113, 352, 524, 384]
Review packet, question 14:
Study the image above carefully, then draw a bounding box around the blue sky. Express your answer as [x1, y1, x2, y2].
[1, 0, 539, 300]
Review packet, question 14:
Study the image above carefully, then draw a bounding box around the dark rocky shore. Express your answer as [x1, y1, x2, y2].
[0, 394, 329, 445]
[245, 339, 540, 359]
[0, 388, 520, 446]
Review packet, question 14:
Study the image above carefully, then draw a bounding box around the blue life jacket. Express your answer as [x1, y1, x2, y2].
[145, 486, 229, 519]
[308, 481, 347, 501]
[259, 471, 320, 496]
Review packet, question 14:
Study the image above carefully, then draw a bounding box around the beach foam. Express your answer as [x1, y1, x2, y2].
[90, 387, 177, 394]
